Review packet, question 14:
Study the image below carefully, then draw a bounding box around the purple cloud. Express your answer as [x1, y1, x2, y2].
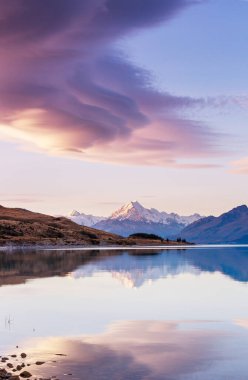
[0, 0, 220, 167]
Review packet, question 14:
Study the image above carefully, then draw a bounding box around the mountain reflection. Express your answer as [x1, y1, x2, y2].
[15, 320, 232, 380]
[1, 247, 248, 287]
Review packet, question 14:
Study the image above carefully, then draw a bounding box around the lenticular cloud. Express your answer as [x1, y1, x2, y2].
[0, 0, 215, 167]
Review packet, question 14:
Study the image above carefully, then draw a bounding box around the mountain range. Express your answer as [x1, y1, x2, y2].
[68, 201, 202, 238]
[68, 202, 248, 243]
[0, 205, 187, 247]
[0, 202, 247, 245]
[181, 205, 248, 244]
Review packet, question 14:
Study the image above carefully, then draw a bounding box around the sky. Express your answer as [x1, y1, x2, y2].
[0, 0, 247, 217]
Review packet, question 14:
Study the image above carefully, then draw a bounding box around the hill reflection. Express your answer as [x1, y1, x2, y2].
[0, 247, 248, 287]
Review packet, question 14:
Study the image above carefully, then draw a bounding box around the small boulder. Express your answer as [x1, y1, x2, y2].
[19, 371, 32, 378]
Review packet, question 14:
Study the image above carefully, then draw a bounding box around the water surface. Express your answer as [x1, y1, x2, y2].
[0, 246, 248, 379]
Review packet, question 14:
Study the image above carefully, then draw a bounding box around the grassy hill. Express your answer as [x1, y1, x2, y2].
[0, 205, 126, 246]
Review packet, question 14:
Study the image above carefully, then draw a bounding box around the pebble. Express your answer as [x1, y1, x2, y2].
[19, 371, 32, 378]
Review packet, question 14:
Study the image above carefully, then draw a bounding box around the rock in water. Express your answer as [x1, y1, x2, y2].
[19, 371, 32, 378]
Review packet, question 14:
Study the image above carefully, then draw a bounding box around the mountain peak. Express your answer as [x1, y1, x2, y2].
[110, 201, 145, 221]
[69, 210, 81, 217]
[122, 200, 143, 208]
[68, 210, 106, 227]
[229, 205, 247, 214]
[126, 200, 144, 210]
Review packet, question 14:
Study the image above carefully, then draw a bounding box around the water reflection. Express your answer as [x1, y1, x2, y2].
[1, 248, 248, 378]
[4, 320, 248, 380]
[71, 246, 248, 285]
[1, 247, 248, 287]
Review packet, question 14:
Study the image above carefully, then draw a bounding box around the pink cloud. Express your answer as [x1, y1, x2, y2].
[0, 0, 224, 168]
[231, 157, 248, 174]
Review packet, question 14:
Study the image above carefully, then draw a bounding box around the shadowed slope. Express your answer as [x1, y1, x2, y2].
[181, 205, 248, 244]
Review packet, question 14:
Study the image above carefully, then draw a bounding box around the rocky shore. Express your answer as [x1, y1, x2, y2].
[0, 351, 62, 380]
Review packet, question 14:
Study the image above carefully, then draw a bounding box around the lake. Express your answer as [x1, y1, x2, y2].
[1, 246, 248, 379]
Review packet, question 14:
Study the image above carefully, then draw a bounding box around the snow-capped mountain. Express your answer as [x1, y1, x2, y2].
[110, 201, 201, 225]
[94, 201, 203, 238]
[67, 201, 203, 237]
[68, 210, 106, 227]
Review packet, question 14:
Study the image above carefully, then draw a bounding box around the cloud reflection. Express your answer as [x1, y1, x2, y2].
[20, 320, 225, 380]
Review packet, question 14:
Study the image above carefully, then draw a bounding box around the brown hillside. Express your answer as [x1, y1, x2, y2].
[0, 205, 126, 246]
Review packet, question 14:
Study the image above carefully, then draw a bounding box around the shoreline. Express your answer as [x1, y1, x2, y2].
[0, 243, 192, 251]
[1, 243, 248, 252]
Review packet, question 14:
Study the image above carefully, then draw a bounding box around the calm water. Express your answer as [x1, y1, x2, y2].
[1, 246, 248, 379]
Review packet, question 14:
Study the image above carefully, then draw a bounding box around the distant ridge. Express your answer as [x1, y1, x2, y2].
[68, 210, 106, 227]
[181, 205, 248, 244]
[68, 201, 203, 238]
